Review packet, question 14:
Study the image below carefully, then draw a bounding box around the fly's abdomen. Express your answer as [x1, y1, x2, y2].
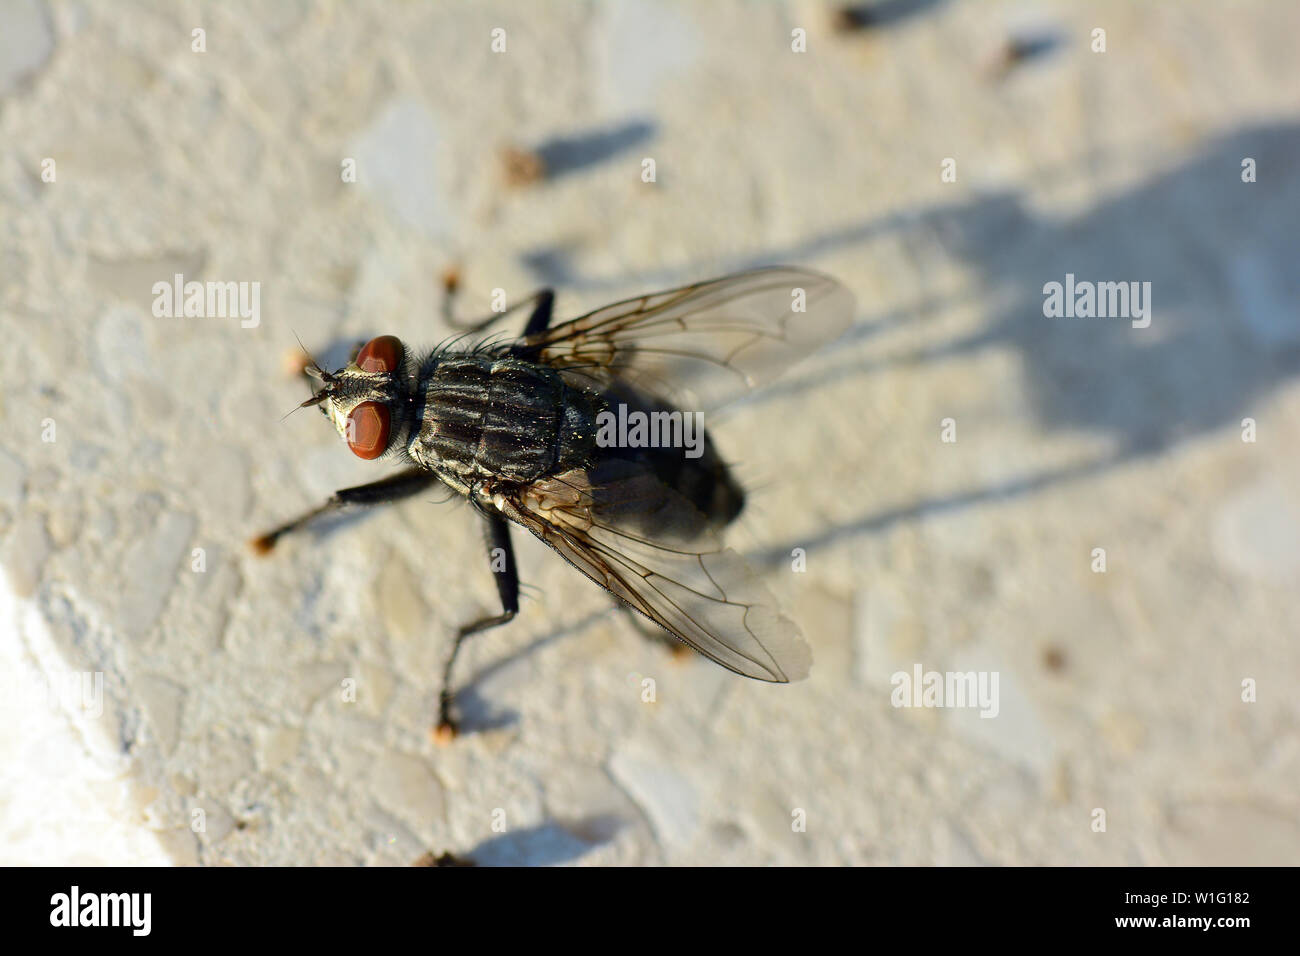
[413, 355, 595, 483]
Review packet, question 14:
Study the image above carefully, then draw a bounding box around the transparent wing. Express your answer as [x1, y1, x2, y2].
[500, 464, 811, 682]
[521, 267, 855, 411]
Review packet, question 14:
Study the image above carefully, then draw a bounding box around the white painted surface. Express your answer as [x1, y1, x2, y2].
[2, 0, 1298, 865]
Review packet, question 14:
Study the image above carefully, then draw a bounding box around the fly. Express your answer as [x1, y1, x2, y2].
[251, 267, 855, 740]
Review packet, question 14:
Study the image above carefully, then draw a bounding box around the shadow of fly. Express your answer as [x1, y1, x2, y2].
[251, 268, 854, 740]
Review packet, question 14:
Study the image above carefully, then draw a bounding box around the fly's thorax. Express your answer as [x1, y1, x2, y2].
[408, 352, 600, 483]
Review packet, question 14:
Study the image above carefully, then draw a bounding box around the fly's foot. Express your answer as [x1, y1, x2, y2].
[500, 145, 546, 187]
[441, 265, 460, 296]
[431, 723, 457, 749]
[433, 691, 459, 745]
[414, 851, 475, 867]
[432, 720, 458, 746]
[615, 601, 690, 660]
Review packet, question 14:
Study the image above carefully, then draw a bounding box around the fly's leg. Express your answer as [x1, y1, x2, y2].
[516, 289, 555, 337]
[440, 268, 555, 340]
[436, 513, 520, 742]
[249, 468, 438, 554]
[447, 284, 552, 357]
[613, 601, 693, 659]
[509, 289, 555, 358]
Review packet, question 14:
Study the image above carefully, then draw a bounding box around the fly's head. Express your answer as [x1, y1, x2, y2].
[301, 335, 413, 460]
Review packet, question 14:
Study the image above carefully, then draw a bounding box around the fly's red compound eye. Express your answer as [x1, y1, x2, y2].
[347, 401, 390, 459]
[356, 335, 403, 374]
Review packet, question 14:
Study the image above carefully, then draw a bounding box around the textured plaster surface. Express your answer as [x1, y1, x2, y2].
[1, 0, 1298, 865]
